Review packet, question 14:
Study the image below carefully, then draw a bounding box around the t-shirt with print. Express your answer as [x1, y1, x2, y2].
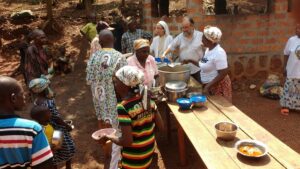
[117, 96, 156, 169]
[284, 35, 300, 79]
[200, 44, 228, 84]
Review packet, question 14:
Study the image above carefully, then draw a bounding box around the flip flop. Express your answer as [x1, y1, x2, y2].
[281, 108, 289, 116]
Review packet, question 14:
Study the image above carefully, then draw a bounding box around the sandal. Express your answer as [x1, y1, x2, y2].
[281, 108, 289, 115]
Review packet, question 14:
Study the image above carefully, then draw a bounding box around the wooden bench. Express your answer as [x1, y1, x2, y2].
[166, 78, 300, 168]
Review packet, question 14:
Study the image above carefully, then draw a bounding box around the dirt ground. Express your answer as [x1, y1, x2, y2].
[1, 0, 300, 169]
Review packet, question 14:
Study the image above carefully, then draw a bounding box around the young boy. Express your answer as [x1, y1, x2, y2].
[30, 105, 54, 145]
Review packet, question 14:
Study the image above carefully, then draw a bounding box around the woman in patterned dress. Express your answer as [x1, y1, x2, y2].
[280, 23, 300, 115]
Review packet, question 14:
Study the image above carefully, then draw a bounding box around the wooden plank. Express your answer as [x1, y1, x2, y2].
[193, 101, 285, 169]
[209, 95, 300, 169]
[168, 103, 241, 169]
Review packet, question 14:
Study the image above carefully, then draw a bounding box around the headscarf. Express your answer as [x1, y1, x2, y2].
[133, 39, 150, 51]
[115, 66, 144, 87]
[157, 21, 170, 36]
[29, 76, 50, 94]
[203, 26, 222, 43]
[29, 29, 46, 40]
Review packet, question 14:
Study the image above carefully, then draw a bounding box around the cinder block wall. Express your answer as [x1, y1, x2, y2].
[142, 0, 296, 79]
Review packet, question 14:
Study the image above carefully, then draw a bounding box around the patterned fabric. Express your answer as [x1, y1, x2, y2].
[115, 65, 144, 87]
[29, 76, 50, 93]
[90, 36, 102, 55]
[203, 26, 222, 43]
[280, 78, 300, 110]
[24, 44, 49, 85]
[209, 75, 232, 102]
[133, 39, 150, 51]
[86, 48, 127, 122]
[127, 54, 158, 87]
[0, 114, 53, 168]
[117, 96, 156, 169]
[121, 29, 152, 54]
[37, 99, 76, 164]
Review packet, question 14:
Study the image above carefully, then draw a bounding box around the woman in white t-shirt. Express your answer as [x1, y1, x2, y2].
[185, 26, 232, 102]
[280, 23, 300, 115]
[150, 21, 173, 58]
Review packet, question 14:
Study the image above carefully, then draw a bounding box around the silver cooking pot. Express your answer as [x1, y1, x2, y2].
[164, 81, 188, 102]
[158, 65, 190, 86]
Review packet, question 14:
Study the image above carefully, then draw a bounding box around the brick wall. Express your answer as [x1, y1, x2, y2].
[142, 0, 296, 79]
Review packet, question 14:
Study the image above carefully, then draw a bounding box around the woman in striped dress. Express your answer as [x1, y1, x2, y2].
[29, 77, 75, 169]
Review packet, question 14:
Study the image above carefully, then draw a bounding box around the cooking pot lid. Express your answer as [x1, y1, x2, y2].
[165, 81, 187, 90]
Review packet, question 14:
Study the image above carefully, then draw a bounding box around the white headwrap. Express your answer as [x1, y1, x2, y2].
[158, 21, 170, 36]
[115, 66, 144, 87]
[203, 26, 222, 43]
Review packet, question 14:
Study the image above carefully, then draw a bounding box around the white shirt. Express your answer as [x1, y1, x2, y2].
[170, 30, 204, 74]
[150, 35, 173, 58]
[284, 35, 300, 79]
[200, 44, 228, 84]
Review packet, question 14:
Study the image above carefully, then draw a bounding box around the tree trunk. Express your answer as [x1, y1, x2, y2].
[121, 0, 125, 7]
[215, 0, 227, 15]
[46, 0, 53, 19]
[84, 0, 93, 17]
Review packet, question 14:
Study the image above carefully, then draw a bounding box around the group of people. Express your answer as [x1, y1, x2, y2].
[85, 16, 233, 169]
[1, 13, 300, 169]
[0, 30, 76, 168]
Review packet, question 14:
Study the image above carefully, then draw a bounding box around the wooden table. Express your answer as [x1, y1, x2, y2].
[166, 78, 300, 168]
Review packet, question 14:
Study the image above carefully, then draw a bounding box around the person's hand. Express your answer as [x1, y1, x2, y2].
[65, 124, 73, 132]
[203, 85, 211, 96]
[182, 59, 191, 64]
[98, 135, 109, 145]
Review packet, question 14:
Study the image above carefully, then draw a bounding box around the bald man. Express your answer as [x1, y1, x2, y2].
[86, 30, 127, 169]
[0, 76, 55, 169]
[162, 16, 204, 81]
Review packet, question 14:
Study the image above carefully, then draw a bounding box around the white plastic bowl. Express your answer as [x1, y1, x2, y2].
[91, 128, 116, 141]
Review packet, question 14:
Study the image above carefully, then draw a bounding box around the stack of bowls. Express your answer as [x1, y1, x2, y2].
[164, 81, 188, 102]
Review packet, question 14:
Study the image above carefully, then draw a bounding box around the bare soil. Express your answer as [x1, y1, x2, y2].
[0, 1, 299, 169]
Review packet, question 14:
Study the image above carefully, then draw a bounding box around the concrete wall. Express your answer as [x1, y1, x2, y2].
[142, 0, 296, 79]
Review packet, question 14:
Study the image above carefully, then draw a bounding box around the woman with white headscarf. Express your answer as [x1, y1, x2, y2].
[185, 26, 232, 102]
[150, 21, 173, 58]
[99, 66, 164, 169]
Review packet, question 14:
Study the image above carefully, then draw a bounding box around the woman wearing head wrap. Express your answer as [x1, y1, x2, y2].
[99, 66, 164, 169]
[127, 39, 159, 87]
[24, 29, 51, 85]
[29, 77, 75, 169]
[185, 26, 232, 102]
[150, 21, 173, 58]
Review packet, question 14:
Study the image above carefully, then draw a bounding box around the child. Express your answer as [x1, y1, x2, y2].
[100, 66, 164, 169]
[29, 77, 75, 169]
[30, 105, 54, 147]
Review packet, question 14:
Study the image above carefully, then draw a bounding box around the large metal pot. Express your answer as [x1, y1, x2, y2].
[158, 65, 191, 86]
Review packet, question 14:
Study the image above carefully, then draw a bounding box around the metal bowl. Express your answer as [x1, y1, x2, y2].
[165, 87, 188, 103]
[235, 140, 268, 158]
[215, 122, 238, 141]
[165, 81, 187, 91]
[52, 130, 64, 149]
